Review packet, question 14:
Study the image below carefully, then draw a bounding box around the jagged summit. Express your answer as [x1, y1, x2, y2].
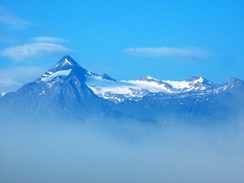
[102, 73, 116, 82]
[186, 76, 214, 86]
[227, 78, 244, 84]
[51, 55, 85, 72]
[139, 75, 157, 81]
[225, 78, 244, 89]
[187, 76, 204, 82]
[39, 55, 88, 82]
[59, 55, 75, 65]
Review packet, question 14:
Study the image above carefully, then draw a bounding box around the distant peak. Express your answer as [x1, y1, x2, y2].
[187, 76, 207, 83]
[227, 78, 244, 86]
[102, 73, 116, 82]
[187, 76, 214, 86]
[187, 76, 203, 81]
[38, 56, 88, 81]
[50, 55, 85, 72]
[139, 75, 164, 85]
[63, 55, 72, 59]
[139, 75, 157, 81]
[57, 55, 78, 66]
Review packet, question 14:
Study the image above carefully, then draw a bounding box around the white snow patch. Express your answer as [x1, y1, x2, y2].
[164, 80, 191, 89]
[125, 80, 172, 93]
[63, 58, 72, 65]
[85, 75, 173, 102]
[192, 77, 204, 84]
[164, 77, 204, 90]
[41, 69, 72, 82]
[0, 92, 6, 97]
[85, 75, 211, 102]
[39, 91, 45, 96]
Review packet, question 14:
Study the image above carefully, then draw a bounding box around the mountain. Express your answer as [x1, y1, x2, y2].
[0, 56, 121, 121]
[0, 55, 244, 124]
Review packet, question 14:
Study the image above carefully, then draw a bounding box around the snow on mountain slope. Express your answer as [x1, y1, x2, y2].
[85, 75, 173, 102]
[85, 74, 217, 102]
[164, 76, 214, 92]
[40, 69, 72, 82]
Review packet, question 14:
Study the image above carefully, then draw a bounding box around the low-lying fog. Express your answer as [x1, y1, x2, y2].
[0, 117, 244, 183]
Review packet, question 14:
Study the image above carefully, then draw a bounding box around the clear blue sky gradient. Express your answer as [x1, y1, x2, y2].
[0, 0, 244, 92]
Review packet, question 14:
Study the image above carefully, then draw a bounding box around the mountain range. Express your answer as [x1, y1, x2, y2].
[1, 55, 244, 124]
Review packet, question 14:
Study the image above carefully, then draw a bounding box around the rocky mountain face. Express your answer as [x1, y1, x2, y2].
[1, 55, 244, 124]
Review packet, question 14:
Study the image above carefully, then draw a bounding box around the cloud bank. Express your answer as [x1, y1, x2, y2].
[0, 117, 244, 183]
[123, 47, 208, 61]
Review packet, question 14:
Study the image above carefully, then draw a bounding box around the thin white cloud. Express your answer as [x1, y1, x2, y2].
[0, 66, 44, 93]
[0, 6, 32, 29]
[1, 42, 72, 61]
[123, 47, 208, 61]
[31, 36, 67, 43]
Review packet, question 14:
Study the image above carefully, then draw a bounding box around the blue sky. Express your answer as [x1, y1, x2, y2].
[0, 0, 244, 92]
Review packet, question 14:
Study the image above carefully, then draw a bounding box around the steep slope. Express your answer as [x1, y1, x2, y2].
[0, 56, 116, 121]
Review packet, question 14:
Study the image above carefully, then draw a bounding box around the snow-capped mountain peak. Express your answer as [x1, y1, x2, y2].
[38, 55, 88, 83]
[50, 55, 84, 72]
[102, 73, 116, 82]
[187, 76, 204, 81]
[186, 76, 213, 85]
[138, 75, 168, 86]
[163, 76, 214, 92]
[139, 75, 157, 81]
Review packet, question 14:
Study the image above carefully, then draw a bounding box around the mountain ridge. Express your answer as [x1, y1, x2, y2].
[0, 55, 244, 124]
